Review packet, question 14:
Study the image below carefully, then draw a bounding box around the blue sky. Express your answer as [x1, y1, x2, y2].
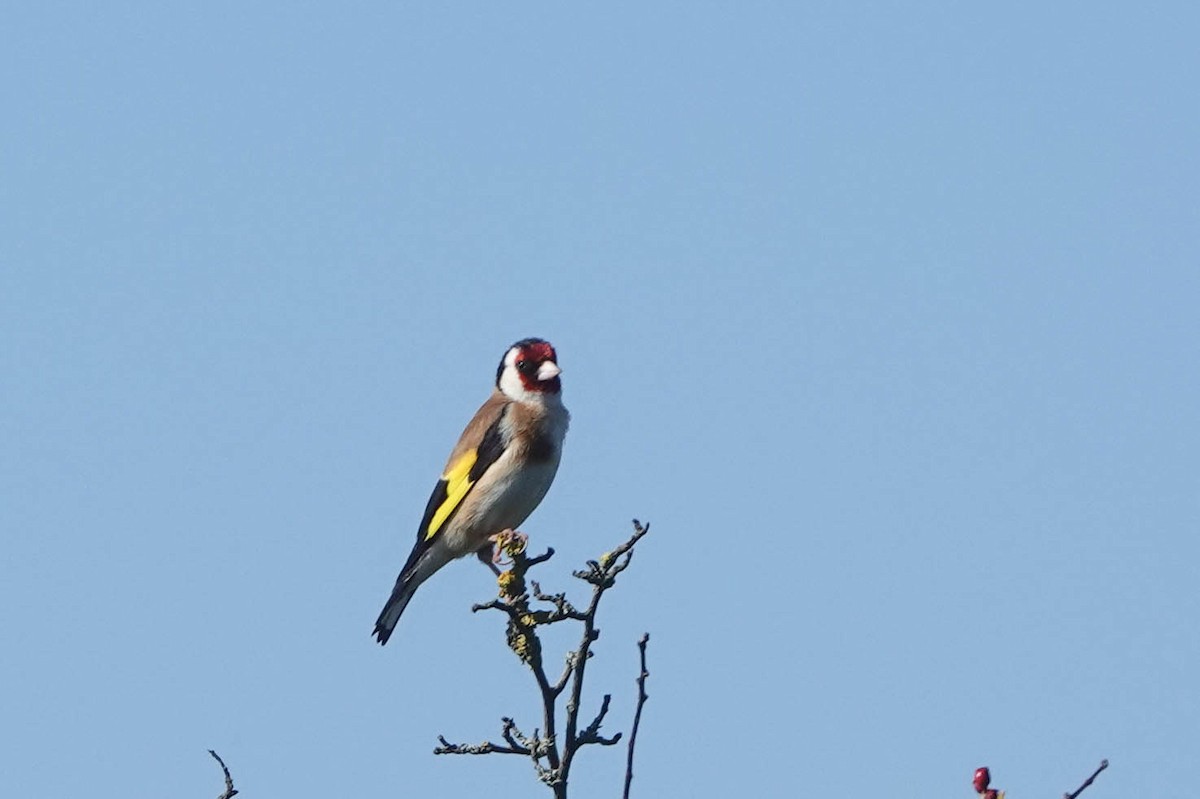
[1, 3, 1197, 797]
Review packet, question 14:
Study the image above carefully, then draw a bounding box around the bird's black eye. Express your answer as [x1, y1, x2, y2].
[516, 359, 536, 375]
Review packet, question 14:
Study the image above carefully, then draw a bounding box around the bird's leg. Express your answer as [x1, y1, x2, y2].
[475, 545, 502, 576]
[488, 529, 528, 566]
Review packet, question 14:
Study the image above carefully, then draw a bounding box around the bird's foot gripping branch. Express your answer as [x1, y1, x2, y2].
[435, 520, 652, 799]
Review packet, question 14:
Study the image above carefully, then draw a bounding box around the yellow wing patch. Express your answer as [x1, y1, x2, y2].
[426, 449, 478, 540]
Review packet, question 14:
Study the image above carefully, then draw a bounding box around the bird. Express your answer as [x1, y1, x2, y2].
[373, 338, 570, 645]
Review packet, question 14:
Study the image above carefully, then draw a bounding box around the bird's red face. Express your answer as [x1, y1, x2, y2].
[497, 338, 562, 398]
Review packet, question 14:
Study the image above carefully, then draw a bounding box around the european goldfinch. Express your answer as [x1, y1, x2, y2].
[373, 338, 570, 645]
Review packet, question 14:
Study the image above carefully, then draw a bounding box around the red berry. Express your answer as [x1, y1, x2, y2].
[973, 767, 991, 793]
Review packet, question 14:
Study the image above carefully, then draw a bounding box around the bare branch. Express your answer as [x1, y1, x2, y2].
[623, 633, 650, 799]
[207, 750, 238, 799]
[434, 734, 530, 756]
[531, 581, 586, 622]
[471, 598, 521, 617]
[526, 547, 556, 567]
[1064, 759, 1109, 799]
[433, 520, 651, 799]
[501, 717, 533, 754]
[557, 521, 648, 791]
[552, 650, 577, 698]
[576, 693, 622, 747]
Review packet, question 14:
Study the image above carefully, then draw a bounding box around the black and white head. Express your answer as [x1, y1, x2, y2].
[496, 338, 562, 402]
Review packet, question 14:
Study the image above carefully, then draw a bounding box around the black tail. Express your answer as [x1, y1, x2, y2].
[373, 573, 417, 645]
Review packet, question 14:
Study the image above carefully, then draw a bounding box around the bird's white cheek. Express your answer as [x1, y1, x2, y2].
[498, 366, 530, 401]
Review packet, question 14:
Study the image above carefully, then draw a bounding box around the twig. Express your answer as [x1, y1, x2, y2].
[435, 717, 547, 757]
[471, 598, 520, 618]
[1064, 759, 1109, 799]
[531, 581, 585, 622]
[557, 521, 648, 792]
[576, 693, 622, 746]
[501, 717, 533, 754]
[436, 520, 651, 799]
[526, 547, 556, 566]
[207, 750, 238, 799]
[623, 633, 650, 799]
[434, 734, 530, 756]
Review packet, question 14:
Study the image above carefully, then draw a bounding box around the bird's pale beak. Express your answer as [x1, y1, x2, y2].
[537, 361, 561, 381]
